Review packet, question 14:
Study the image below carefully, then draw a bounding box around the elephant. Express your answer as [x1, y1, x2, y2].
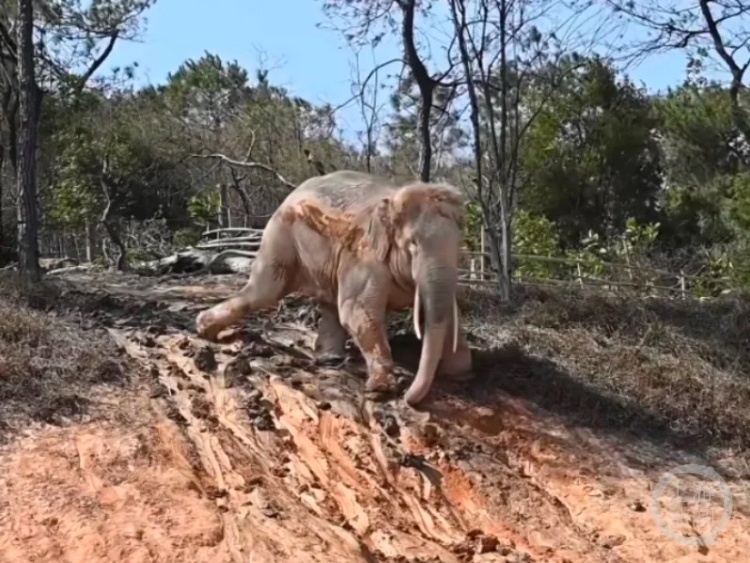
[195, 170, 473, 406]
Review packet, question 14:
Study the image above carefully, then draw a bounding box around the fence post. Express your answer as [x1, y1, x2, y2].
[622, 240, 633, 282]
[679, 270, 687, 299]
[480, 228, 486, 280]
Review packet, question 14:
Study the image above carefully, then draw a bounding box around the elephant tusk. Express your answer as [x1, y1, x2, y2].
[452, 297, 459, 353]
[413, 289, 422, 340]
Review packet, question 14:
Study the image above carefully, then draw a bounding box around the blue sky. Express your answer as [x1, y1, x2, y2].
[102, 0, 703, 139]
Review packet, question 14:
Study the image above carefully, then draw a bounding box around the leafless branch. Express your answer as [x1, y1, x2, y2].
[600, 0, 750, 143]
[189, 153, 297, 190]
[76, 31, 119, 92]
[330, 57, 405, 115]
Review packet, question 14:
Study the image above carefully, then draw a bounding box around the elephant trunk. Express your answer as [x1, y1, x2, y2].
[404, 263, 459, 406]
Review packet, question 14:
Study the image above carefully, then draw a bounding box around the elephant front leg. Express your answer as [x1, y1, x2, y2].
[338, 267, 398, 399]
[314, 303, 348, 365]
[196, 220, 296, 341]
[197, 260, 289, 341]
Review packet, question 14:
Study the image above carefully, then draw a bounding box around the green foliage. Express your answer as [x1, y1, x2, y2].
[655, 84, 740, 185]
[47, 112, 166, 231]
[691, 248, 735, 298]
[462, 201, 483, 251]
[566, 231, 608, 279]
[520, 56, 663, 247]
[727, 173, 750, 233]
[511, 210, 564, 279]
[47, 127, 101, 229]
[173, 228, 202, 248]
[618, 217, 660, 257]
[165, 52, 250, 126]
[655, 83, 749, 246]
[187, 191, 221, 225]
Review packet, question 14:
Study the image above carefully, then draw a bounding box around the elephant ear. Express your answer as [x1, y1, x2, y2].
[430, 184, 466, 229]
[359, 197, 394, 262]
[395, 181, 467, 230]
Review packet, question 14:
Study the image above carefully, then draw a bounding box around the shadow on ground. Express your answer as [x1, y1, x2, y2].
[385, 285, 750, 485]
[390, 333, 690, 444]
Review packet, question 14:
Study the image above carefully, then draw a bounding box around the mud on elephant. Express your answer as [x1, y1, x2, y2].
[195, 170, 473, 406]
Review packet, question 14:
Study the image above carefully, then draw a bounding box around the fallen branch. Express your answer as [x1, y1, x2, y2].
[45, 264, 95, 276]
[197, 241, 261, 251]
[131, 246, 257, 276]
[206, 249, 257, 272]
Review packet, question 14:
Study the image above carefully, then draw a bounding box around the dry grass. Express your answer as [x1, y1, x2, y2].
[0, 273, 131, 434]
[456, 284, 750, 453]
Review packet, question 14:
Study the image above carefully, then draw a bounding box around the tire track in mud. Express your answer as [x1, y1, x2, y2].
[111, 317, 616, 563]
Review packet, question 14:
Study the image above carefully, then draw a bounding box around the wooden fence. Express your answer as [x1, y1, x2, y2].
[197, 228, 737, 300]
[198, 228, 263, 254]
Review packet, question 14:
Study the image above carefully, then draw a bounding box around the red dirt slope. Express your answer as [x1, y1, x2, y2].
[0, 271, 749, 563]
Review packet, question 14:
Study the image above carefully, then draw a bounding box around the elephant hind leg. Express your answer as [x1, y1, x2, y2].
[314, 303, 348, 363]
[196, 223, 297, 341]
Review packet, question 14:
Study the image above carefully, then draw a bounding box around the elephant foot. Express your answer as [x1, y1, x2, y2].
[196, 309, 223, 342]
[438, 346, 474, 381]
[440, 368, 475, 382]
[196, 293, 256, 342]
[314, 303, 348, 361]
[363, 362, 400, 401]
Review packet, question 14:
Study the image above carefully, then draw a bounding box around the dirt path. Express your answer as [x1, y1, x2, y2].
[1, 272, 749, 562]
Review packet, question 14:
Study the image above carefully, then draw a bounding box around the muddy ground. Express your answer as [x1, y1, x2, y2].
[0, 270, 749, 562]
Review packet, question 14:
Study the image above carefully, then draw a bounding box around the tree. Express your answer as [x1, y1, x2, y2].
[14, 0, 39, 279]
[448, 0, 607, 299]
[603, 0, 750, 147]
[653, 80, 750, 256]
[178, 59, 349, 226]
[520, 55, 663, 247]
[0, 0, 156, 275]
[319, 0, 458, 182]
[48, 89, 178, 270]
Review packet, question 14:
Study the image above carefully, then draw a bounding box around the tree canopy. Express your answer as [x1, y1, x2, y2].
[1, 0, 750, 295]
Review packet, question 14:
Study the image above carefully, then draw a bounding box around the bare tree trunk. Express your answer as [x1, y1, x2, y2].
[0, 143, 4, 261]
[697, 0, 750, 148]
[497, 0, 512, 301]
[450, 0, 510, 300]
[100, 156, 128, 271]
[398, 0, 435, 182]
[15, 0, 41, 280]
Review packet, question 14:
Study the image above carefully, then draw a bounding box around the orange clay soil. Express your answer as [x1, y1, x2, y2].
[0, 271, 749, 563]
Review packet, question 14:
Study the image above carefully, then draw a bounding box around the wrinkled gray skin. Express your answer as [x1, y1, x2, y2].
[195, 170, 473, 406]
